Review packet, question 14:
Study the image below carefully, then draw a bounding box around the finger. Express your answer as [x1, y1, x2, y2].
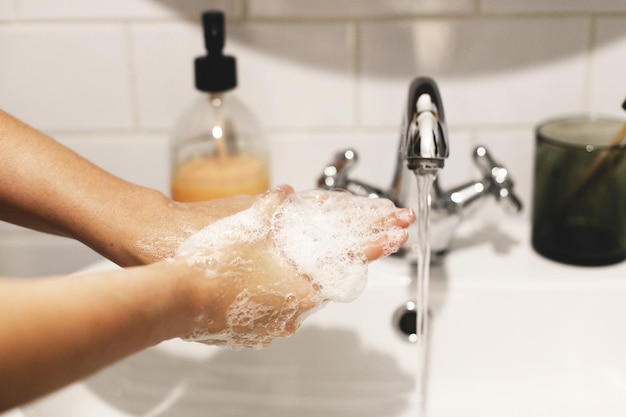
[274, 184, 295, 195]
[252, 186, 291, 222]
[383, 208, 416, 228]
[281, 296, 319, 336]
[362, 228, 409, 261]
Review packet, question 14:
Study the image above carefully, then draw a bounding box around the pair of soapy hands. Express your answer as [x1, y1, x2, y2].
[146, 185, 415, 349]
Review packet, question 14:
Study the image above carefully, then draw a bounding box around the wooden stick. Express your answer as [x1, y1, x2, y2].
[563, 121, 626, 209]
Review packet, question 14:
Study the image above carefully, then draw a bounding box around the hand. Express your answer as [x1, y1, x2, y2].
[173, 186, 414, 349]
[131, 193, 258, 264]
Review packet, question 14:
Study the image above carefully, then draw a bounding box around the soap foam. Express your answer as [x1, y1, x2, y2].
[176, 189, 404, 349]
[272, 189, 398, 303]
[176, 198, 269, 271]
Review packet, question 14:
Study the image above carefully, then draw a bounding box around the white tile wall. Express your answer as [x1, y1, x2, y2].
[590, 17, 626, 117]
[0, 0, 15, 20]
[54, 133, 171, 194]
[359, 18, 590, 127]
[0, 0, 625, 276]
[130, 21, 201, 130]
[480, 0, 626, 14]
[0, 24, 133, 130]
[131, 21, 356, 130]
[233, 23, 356, 129]
[248, 0, 475, 18]
[15, 0, 243, 20]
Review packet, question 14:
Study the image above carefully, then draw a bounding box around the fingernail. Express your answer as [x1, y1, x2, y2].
[396, 208, 415, 223]
[387, 228, 408, 245]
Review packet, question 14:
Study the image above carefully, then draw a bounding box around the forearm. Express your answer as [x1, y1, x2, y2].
[0, 260, 191, 410]
[0, 110, 172, 265]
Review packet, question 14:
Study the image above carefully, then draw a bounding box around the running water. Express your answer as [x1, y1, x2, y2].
[414, 172, 436, 416]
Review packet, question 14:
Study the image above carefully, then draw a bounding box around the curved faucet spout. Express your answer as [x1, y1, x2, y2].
[400, 77, 449, 173]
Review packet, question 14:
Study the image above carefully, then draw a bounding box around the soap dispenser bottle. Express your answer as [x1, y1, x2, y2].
[170, 11, 270, 202]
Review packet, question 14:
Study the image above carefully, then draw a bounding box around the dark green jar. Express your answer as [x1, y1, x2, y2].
[531, 115, 626, 266]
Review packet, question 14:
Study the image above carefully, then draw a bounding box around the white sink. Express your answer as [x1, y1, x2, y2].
[11, 219, 626, 417]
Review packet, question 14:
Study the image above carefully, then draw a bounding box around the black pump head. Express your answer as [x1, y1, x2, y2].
[195, 11, 237, 92]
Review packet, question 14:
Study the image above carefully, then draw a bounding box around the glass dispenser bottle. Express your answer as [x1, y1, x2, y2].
[170, 11, 270, 202]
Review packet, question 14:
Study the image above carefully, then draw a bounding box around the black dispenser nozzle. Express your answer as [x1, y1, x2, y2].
[194, 11, 236, 92]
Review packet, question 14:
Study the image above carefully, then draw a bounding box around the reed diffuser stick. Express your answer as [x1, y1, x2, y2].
[563, 100, 626, 210]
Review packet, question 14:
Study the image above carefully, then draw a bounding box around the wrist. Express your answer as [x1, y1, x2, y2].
[134, 259, 200, 342]
[152, 257, 222, 340]
[122, 187, 179, 265]
[84, 185, 177, 267]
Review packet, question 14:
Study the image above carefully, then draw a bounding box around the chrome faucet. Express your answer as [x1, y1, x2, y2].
[317, 77, 522, 260]
[389, 77, 449, 211]
[399, 77, 449, 174]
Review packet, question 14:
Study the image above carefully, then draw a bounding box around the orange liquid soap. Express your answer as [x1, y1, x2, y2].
[171, 155, 269, 202]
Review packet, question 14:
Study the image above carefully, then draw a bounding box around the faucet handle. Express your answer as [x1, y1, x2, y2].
[317, 149, 357, 189]
[317, 149, 390, 200]
[473, 146, 523, 214]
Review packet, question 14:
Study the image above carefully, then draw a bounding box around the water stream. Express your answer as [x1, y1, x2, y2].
[414, 171, 436, 416]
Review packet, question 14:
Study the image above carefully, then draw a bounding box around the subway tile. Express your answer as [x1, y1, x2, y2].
[0, 25, 133, 131]
[249, 0, 474, 18]
[54, 133, 171, 195]
[233, 23, 356, 129]
[130, 22, 201, 131]
[0, 0, 15, 20]
[16, 0, 242, 20]
[480, 0, 626, 14]
[589, 17, 626, 117]
[359, 18, 589, 127]
[131, 21, 356, 130]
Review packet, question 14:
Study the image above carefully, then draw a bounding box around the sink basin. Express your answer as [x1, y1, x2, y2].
[10, 219, 626, 417]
